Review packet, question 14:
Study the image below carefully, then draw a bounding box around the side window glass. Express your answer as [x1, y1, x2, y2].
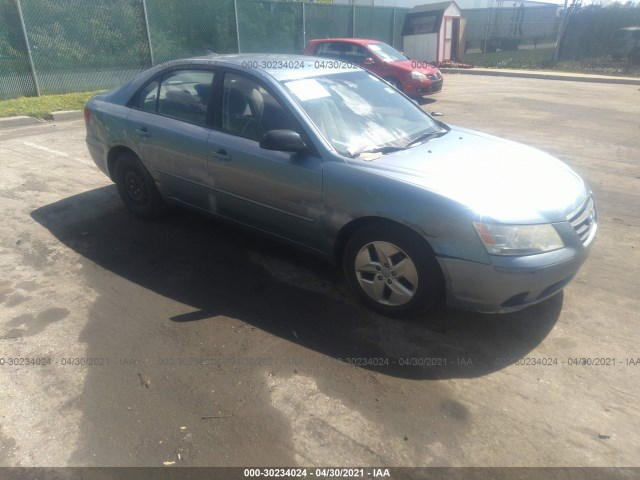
[156, 70, 214, 125]
[344, 44, 368, 64]
[138, 80, 159, 112]
[222, 73, 300, 142]
[356, 46, 370, 63]
[317, 42, 342, 60]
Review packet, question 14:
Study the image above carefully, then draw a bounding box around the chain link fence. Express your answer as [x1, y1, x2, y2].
[0, 0, 37, 98]
[2, 0, 639, 100]
[304, 2, 353, 41]
[461, 5, 558, 69]
[146, 0, 238, 64]
[20, 0, 150, 95]
[558, 6, 640, 62]
[236, 1, 305, 53]
[0, 0, 409, 100]
[234, 2, 403, 53]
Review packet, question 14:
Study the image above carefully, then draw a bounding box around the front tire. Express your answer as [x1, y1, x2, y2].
[343, 224, 442, 317]
[114, 151, 166, 219]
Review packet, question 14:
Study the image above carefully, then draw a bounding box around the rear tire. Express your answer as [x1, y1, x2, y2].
[343, 224, 443, 317]
[114, 151, 166, 219]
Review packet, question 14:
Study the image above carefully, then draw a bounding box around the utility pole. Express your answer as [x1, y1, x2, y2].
[553, 0, 570, 64]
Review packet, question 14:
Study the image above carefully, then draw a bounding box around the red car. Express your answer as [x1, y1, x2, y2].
[303, 38, 443, 97]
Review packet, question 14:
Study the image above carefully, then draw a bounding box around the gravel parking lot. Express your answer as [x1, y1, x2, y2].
[0, 75, 638, 473]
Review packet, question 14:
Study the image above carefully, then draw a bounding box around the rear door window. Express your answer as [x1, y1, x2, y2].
[137, 69, 214, 126]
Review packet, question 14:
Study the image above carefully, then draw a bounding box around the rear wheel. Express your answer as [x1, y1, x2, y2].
[343, 224, 442, 317]
[114, 151, 166, 219]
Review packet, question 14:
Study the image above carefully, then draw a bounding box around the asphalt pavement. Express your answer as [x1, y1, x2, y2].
[0, 74, 639, 472]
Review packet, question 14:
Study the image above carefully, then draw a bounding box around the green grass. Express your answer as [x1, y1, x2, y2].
[462, 48, 640, 75]
[463, 47, 556, 69]
[0, 91, 104, 120]
[554, 57, 640, 77]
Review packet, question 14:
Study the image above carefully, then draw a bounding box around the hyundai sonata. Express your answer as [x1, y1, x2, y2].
[85, 54, 597, 317]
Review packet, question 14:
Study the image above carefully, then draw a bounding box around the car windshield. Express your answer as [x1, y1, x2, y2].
[366, 43, 407, 62]
[283, 71, 445, 157]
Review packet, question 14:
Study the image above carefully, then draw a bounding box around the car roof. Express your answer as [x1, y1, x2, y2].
[102, 53, 363, 105]
[308, 38, 383, 46]
[163, 53, 361, 81]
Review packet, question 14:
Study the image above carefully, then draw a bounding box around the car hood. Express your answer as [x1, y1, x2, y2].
[348, 126, 588, 224]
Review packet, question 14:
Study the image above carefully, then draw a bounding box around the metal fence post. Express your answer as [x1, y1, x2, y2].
[142, 0, 154, 66]
[234, 0, 241, 53]
[302, 2, 306, 52]
[482, 4, 494, 67]
[391, 8, 396, 47]
[15, 0, 40, 96]
[351, 4, 356, 38]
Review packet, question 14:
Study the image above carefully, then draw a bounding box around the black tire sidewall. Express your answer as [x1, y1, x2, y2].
[114, 152, 165, 219]
[343, 224, 442, 317]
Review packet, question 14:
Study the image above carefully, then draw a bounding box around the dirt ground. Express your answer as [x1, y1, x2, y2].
[0, 75, 639, 473]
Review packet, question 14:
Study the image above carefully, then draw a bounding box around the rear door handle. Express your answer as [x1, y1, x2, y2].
[135, 127, 150, 137]
[209, 148, 231, 162]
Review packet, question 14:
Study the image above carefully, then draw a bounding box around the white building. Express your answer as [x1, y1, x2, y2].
[401, 1, 464, 62]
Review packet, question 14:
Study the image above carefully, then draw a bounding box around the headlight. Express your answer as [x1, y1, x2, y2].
[410, 71, 427, 81]
[473, 222, 564, 256]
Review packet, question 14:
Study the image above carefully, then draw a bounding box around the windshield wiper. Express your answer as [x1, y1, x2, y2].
[350, 145, 405, 158]
[350, 128, 449, 159]
[404, 129, 449, 149]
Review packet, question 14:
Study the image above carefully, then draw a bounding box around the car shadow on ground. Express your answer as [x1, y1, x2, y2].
[32, 186, 562, 381]
[415, 97, 438, 107]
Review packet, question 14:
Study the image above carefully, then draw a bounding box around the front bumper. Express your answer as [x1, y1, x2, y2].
[404, 78, 443, 96]
[437, 240, 593, 314]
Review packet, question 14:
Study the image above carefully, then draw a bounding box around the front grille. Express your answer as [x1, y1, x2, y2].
[567, 194, 597, 246]
[430, 79, 443, 92]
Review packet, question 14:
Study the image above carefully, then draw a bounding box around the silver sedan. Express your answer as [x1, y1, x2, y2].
[85, 54, 597, 317]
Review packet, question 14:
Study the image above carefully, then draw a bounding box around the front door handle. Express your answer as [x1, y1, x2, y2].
[210, 148, 231, 162]
[135, 127, 150, 137]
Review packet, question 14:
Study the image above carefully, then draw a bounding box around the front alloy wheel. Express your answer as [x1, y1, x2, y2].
[344, 224, 442, 317]
[354, 241, 418, 307]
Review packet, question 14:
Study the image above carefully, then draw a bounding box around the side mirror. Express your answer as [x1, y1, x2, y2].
[260, 130, 307, 153]
[363, 57, 375, 66]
